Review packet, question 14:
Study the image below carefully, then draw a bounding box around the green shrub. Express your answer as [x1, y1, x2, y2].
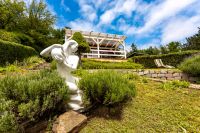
[81, 59, 143, 69]
[0, 70, 69, 132]
[22, 56, 44, 66]
[0, 39, 37, 66]
[161, 80, 190, 90]
[178, 55, 200, 76]
[124, 73, 140, 80]
[50, 60, 57, 70]
[131, 50, 200, 68]
[78, 70, 136, 106]
[0, 30, 34, 46]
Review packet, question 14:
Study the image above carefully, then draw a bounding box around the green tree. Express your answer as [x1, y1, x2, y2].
[72, 32, 90, 65]
[167, 41, 182, 53]
[145, 46, 160, 55]
[160, 45, 168, 54]
[130, 43, 138, 53]
[0, 0, 25, 30]
[184, 28, 200, 50]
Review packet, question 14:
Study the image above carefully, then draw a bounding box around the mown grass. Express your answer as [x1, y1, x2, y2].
[81, 79, 200, 132]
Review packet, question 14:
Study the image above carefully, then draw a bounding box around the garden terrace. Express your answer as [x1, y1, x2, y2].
[65, 29, 127, 59]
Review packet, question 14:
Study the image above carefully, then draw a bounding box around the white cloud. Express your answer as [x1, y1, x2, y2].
[69, 19, 100, 31]
[161, 15, 200, 44]
[99, 0, 137, 25]
[136, 0, 197, 34]
[61, 0, 70, 12]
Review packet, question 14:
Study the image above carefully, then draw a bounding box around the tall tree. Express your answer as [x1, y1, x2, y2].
[0, 0, 25, 30]
[160, 45, 168, 54]
[167, 41, 182, 53]
[145, 46, 160, 55]
[184, 28, 200, 50]
[130, 43, 138, 53]
[72, 32, 90, 65]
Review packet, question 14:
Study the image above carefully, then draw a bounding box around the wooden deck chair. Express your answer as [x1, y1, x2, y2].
[154, 59, 174, 68]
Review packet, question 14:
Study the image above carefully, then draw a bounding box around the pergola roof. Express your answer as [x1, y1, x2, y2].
[65, 29, 127, 48]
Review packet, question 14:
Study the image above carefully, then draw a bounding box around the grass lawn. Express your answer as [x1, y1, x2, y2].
[81, 80, 200, 132]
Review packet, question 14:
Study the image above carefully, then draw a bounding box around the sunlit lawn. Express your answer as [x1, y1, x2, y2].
[81, 80, 200, 132]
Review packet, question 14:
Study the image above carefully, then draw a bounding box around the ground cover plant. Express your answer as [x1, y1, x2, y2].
[0, 70, 69, 132]
[161, 80, 190, 90]
[0, 56, 45, 73]
[81, 59, 144, 69]
[81, 77, 200, 132]
[78, 70, 136, 106]
[179, 55, 200, 76]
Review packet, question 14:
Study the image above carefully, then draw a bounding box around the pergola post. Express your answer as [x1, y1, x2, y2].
[123, 41, 126, 59]
[97, 42, 100, 58]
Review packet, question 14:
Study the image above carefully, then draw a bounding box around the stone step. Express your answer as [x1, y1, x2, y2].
[52, 111, 87, 133]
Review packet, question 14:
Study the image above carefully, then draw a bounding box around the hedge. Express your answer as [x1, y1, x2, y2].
[0, 39, 38, 66]
[0, 30, 34, 47]
[81, 59, 144, 69]
[131, 50, 200, 68]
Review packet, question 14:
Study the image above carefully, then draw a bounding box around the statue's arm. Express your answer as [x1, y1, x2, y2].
[40, 44, 63, 57]
[63, 56, 79, 70]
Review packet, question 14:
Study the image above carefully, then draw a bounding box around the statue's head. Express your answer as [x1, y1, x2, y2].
[69, 40, 78, 53]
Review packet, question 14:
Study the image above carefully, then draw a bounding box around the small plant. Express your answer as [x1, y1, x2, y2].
[50, 60, 57, 70]
[179, 55, 200, 76]
[124, 73, 140, 80]
[22, 56, 44, 66]
[161, 80, 190, 90]
[78, 70, 136, 106]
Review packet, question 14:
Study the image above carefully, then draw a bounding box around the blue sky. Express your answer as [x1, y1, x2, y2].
[28, 0, 200, 50]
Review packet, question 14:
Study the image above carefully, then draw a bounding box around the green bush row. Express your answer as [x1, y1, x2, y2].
[78, 70, 136, 106]
[131, 50, 200, 68]
[0, 30, 34, 47]
[0, 70, 69, 132]
[0, 39, 38, 66]
[81, 59, 144, 69]
[179, 55, 200, 76]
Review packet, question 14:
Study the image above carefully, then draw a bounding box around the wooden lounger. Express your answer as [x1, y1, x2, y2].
[154, 59, 174, 68]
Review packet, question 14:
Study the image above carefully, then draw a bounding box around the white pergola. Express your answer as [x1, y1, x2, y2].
[65, 29, 127, 59]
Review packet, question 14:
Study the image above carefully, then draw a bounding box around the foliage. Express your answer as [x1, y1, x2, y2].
[81, 59, 144, 69]
[0, 70, 69, 132]
[160, 45, 168, 54]
[179, 55, 200, 76]
[0, 0, 25, 30]
[81, 80, 200, 132]
[50, 60, 57, 70]
[0, 30, 35, 46]
[144, 46, 160, 55]
[131, 50, 200, 68]
[79, 70, 136, 106]
[160, 80, 190, 90]
[48, 28, 65, 44]
[0, 39, 37, 66]
[0, 0, 56, 51]
[184, 28, 200, 50]
[72, 32, 90, 56]
[167, 41, 182, 53]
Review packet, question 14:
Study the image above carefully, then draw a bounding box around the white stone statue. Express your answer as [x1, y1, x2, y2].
[40, 40, 83, 111]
